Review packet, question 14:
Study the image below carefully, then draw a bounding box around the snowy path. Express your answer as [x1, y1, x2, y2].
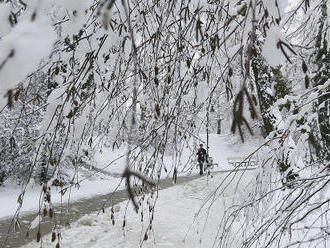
[18, 168, 254, 248]
[0, 134, 261, 248]
[0, 174, 203, 248]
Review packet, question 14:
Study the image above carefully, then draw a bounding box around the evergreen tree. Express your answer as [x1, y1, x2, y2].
[251, 51, 292, 137]
[312, 0, 330, 160]
[251, 53, 275, 135]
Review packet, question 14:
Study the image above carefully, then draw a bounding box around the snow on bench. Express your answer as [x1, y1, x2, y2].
[227, 157, 258, 168]
[205, 157, 218, 169]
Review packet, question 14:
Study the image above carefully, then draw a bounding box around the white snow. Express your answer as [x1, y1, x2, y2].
[56, 0, 92, 14]
[0, 177, 124, 221]
[262, 26, 287, 67]
[21, 170, 254, 248]
[0, 135, 262, 220]
[41, 86, 67, 131]
[262, 0, 289, 19]
[0, 20, 56, 108]
[0, 3, 11, 37]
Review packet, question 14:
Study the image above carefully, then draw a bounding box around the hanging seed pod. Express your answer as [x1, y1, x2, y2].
[31, 12, 37, 21]
[14, 90, 20, 101]
[49, 208, 54, 218]
[139, 70, 147, 80]
[154, 78, 159, 86]
[43, 207, 47, 217]
[265, 9, 269, 18]
[155, 104, 160, 116]
[6, 90, 13, 109]
[275, 18, 280, 25]
[252, 94, 258, 106]
[51, 232, 56, 242]
[305, 75, 310, 89]
[122, 219, 126, 228]
[186, 59, 191, 68]
[302, 60, 308, 73]
[167, 76, 171, 84]
[305, 0, 310, 8]
[46, 193, 51, 203]
[9, 136, 16, 149]
[49, 158, 55, 166]
[42, 184, 47, 193]
[144, 233, 148, 241]
[56, 243, 60, 248]
[36, 231, 41, 243]
[228, 67, 233, 77]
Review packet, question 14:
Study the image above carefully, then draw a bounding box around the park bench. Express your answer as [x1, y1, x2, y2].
[227, 156, 258, 168]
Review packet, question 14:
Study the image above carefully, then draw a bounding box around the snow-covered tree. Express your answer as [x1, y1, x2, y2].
[0, 0, 329, 246]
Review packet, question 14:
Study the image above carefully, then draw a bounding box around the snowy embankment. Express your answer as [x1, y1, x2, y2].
[0, 148, 126, 220]
[0, 134, 262, 220]
[21, 170, 254, 248]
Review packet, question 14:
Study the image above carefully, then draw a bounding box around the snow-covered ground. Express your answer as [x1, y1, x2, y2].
[0, 134, 263, 221]
[21, 169, 255, 248]
[0, 148, 127, 220]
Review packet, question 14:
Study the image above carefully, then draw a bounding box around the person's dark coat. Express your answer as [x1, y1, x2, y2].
[197, 148, 207, 162]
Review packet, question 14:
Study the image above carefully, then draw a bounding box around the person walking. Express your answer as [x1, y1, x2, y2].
[197, 144, 207, 175]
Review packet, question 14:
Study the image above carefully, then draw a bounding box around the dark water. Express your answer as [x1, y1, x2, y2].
[0, 174, 202, 248]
